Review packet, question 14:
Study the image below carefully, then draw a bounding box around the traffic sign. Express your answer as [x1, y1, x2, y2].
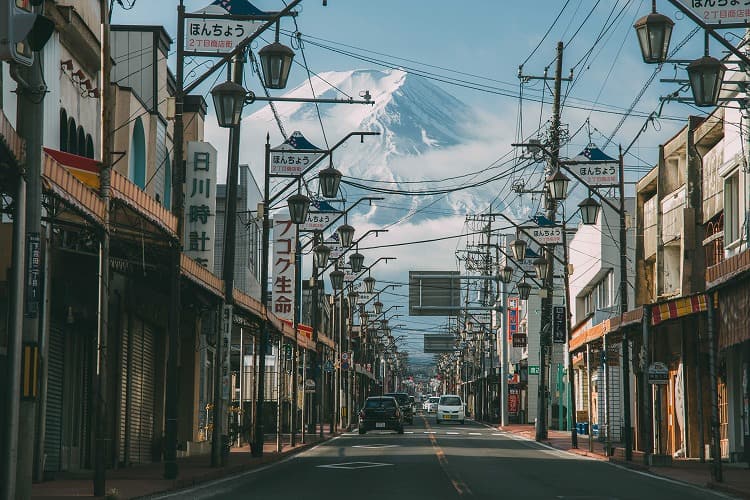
[324, 360, 334, 373]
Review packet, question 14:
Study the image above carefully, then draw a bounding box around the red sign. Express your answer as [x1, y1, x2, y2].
[508, 389, 519, 416]
[507, 296, 520, 341]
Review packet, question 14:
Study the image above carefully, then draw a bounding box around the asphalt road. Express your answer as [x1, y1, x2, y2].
[161, 414, 731, 500]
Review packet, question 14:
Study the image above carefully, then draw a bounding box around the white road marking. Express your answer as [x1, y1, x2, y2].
[317, 461, 393, 470]
[446, 432, 459, 435]
[424, 431, 437, 434]
[468, 432, 482, 436]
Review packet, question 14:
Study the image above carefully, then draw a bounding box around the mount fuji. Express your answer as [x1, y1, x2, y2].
[238, 69, 522, 225]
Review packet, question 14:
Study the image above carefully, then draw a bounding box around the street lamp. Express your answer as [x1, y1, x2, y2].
[319, 161, 342, 199]
[287, 192, 311, 224]
[258, 41, 295, 89]
[510, 238, 527, 261]
[500, 265, 513, 284]
[517, 279, 532, 301]
[578, 197, 601, 225]
[373, 300, 383, 315]
[337, 223, 355, 248]
[330, 269, 345, 290]
[349, 252, 365, 274]
[687, 55, 726, 107]
[363, 276, 376, 293]
[313, 242, 331, 268]
[633, 0, 674, 64]
[546, 169, 570, 200]
[533, 256, 548, 282]
[211, 80, 247, 128]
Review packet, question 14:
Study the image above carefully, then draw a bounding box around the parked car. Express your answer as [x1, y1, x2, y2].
[426, 396, 440, 413]
[358, 396, 404, 434]
[384, 392, 414, 424]
[436, 395, 465, 424]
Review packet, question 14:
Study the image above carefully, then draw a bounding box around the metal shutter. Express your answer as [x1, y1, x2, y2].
[43, 325, 65, 472]
[122, 317, 156, 465]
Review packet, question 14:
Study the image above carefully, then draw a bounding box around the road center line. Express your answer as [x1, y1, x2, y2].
[423, 416, 473, 496]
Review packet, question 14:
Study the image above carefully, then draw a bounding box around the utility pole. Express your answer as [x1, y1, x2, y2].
[164, 0, 186, 480]
[213, 50, 245, 467]
[536, 41, 564, 442]
[94, 0, 113, 494]
[13, 31, 45, 500]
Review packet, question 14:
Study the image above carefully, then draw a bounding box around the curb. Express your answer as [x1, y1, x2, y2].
[706, 481, 750, 500]
[133, 434, 339, 499]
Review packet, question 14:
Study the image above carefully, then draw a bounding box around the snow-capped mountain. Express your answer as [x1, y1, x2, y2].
[242, 69, 511, 223]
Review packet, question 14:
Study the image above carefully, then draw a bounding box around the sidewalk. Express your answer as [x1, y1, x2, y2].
[31, 427, 337, 499]
[498, 424, 750, 499]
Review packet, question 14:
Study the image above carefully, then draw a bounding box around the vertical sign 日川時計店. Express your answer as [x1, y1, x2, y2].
[185, 141, 218, 270]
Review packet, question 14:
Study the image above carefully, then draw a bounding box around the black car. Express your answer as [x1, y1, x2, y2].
[384, 392, 414, 424]
[358, 396, 404, 434]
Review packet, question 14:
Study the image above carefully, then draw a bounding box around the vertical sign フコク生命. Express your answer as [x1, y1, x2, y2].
[272, 214, 296, 322]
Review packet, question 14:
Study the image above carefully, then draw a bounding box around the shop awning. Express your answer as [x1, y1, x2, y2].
[180, 253, 224, 298]
[42, 152, 105, 225]
[110, 170, 178, 237]
[43, 148, 100, 189]
[0, 109, 25, 165]
[651, 294, 708, 326]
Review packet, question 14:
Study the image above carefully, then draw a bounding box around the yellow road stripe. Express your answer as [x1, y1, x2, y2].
[422, 416, 472, 496]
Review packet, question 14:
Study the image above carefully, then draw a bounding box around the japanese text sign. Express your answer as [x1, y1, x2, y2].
[184, 17, 263, 55]
[185, 141, 217, 270]
[271, 214, 296, 322]
[521, 225, 563, 245]
[270, 131, 325, 175]
[552, 305, 566, 343]
[574, 163, 618, 187]
[507, 296, 519, 341]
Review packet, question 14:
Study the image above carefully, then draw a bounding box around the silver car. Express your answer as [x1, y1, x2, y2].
[426, 396, 439, 413]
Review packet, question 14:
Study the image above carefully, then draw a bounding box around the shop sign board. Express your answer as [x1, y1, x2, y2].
[271, 214, 296, 322]
[648, 361, 669, 385]
[521, 225, 563, 245]
[184, 17, 264, 55]
[528, 365, 540, 376]
[185, 141, 217, 270]
[552, 305, 566, 343]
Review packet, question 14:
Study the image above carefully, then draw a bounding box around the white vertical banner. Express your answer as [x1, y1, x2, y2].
[185, 141, 218, 270]
[221, 304, 233, 401]
[271, 214, 296, 323]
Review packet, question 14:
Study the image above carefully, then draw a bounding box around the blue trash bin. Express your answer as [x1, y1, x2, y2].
[592, 424, 599, 437]
[581, 422, 589, 435]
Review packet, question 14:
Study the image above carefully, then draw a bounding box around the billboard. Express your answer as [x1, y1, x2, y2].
[424, 334, 455, 353]
[408, 271, 461, 316]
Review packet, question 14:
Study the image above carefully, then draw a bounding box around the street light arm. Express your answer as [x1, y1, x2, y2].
[183, 0, 303, 95]
[300, 196, 384, 252]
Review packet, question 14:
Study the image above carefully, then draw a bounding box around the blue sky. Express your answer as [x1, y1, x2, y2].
[112, 0, 718, 165]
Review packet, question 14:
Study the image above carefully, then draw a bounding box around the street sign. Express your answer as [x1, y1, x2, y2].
[528, 365, 540, 375]
[324, 360, 334, 373]
[270, 131, 325, 176]
[568, 143, 619, 187]
[324, 235, 344, 260]
[304, 379, 316, 392]
[648, 362, 669, 385]
[521, 225, 563, 245]
[301, 199, 338, 232]
[674, 1, 750, 28]
[184, 17, 264, 55]
[357, 292, 375, 305]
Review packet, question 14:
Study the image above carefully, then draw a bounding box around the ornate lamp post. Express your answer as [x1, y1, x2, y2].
[633, 0, 674, 64]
